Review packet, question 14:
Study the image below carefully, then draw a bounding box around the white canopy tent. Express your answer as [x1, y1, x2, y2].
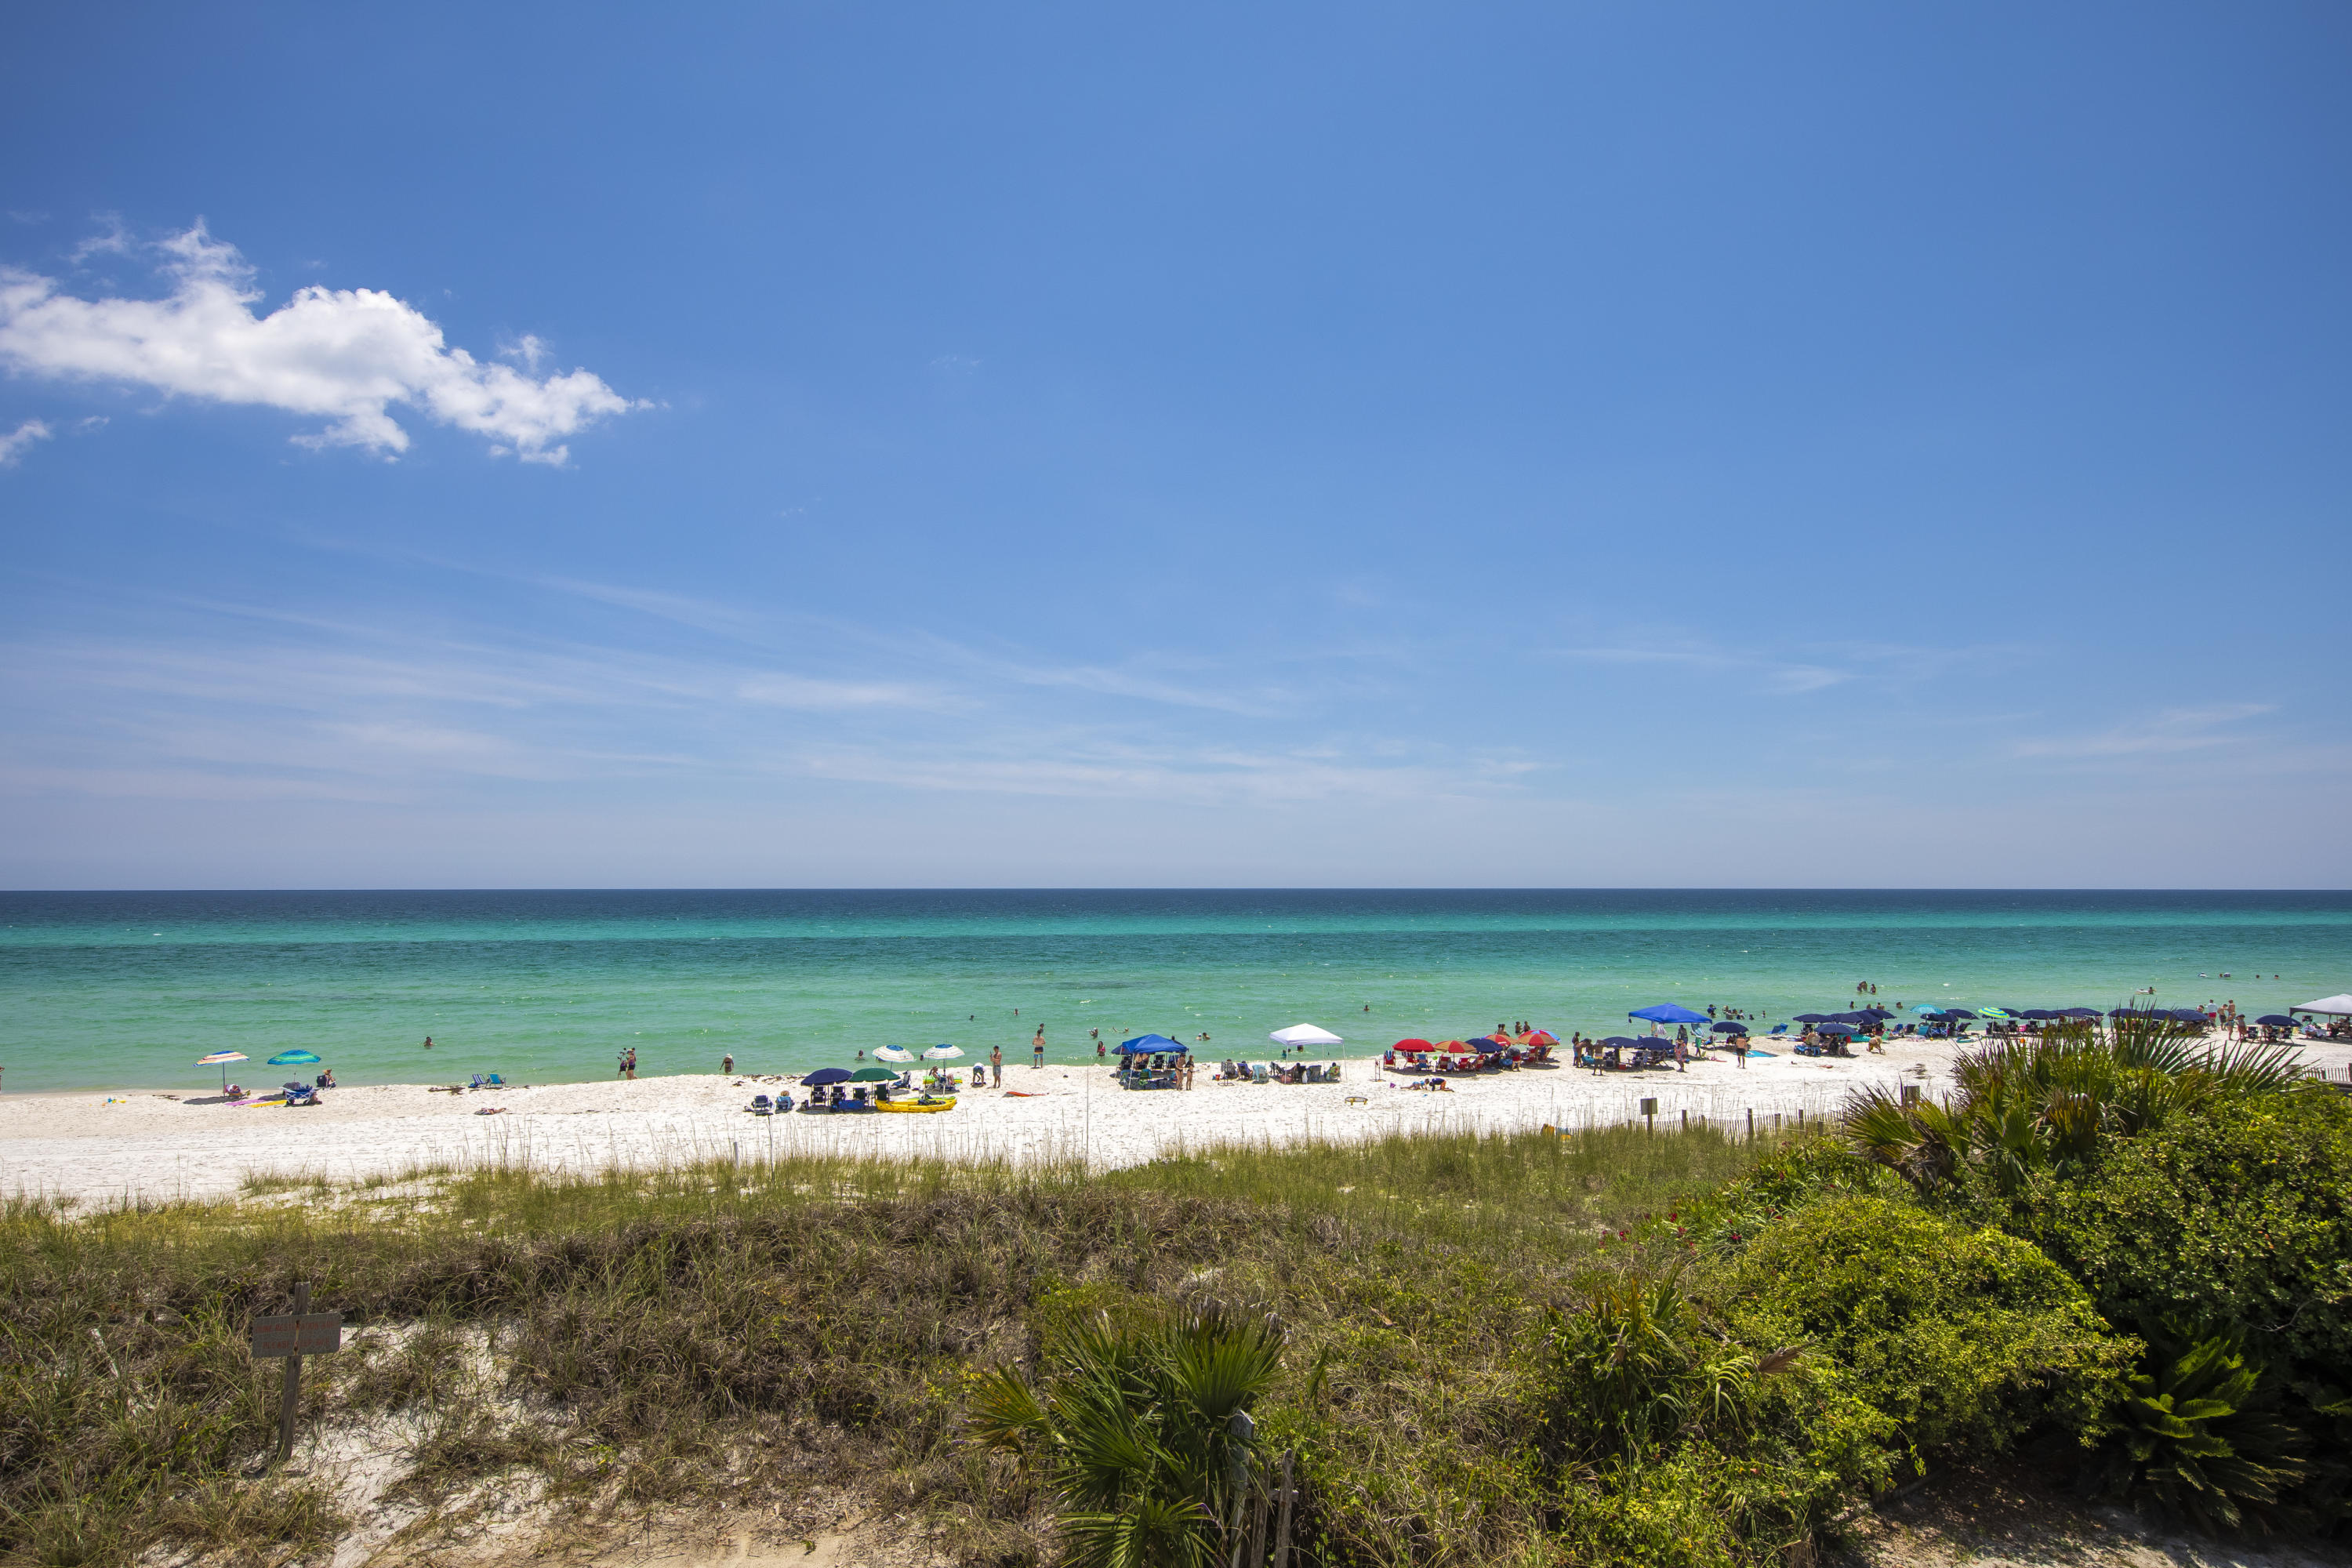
[1269, 1023, 1344, 1047]
[2292, 994, 2352, 1016]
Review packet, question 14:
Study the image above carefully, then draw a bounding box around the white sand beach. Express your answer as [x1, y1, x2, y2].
[6, 1033, 2346, 1207]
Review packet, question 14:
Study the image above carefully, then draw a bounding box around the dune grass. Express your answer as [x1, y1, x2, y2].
[0, 1121, 1784, 1568]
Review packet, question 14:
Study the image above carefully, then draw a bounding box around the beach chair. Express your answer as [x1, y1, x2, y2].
[1766, 1025, 1788, 1036]
[748, 1094, 773, 1116]
[485, 1073, 505, 1087]
[468, 1073, 486, 1089]
[1252, 1064, 1269, 1083]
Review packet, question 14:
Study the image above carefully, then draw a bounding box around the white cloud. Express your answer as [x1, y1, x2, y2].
[0, 417, 52, 466]
[2012, 704, 2277, 760]
[0, 222, 638, 463]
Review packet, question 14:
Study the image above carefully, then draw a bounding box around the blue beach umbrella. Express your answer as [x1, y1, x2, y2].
[2058, 1007, 2100, 1018]
[1794, 1013, 1837, 1024]
[1710, 1022, 1748, 1034]
[1628, 1004, 1709, 1025]
[2020, 1009, 2057, 1020]
[802, 1067, 853, 1087]
[267, 1050, 322, 1066]
[1941, 1008, 1978, 1020]
[1816, 1022, 1857, 1035]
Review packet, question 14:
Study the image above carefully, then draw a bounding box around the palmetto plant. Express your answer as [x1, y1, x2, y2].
[1840, 1014, 2303, 1195]
[2086, 1323, 2310, 1535]
[966, 1303, 1285, 1568]
[1536, 1265, 1801, 1469]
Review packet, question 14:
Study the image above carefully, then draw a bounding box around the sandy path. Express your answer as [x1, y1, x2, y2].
[5, 1033, 2343, 1207]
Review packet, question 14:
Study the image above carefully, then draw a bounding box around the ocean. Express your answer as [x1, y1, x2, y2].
[1, 889, 2344, 1094]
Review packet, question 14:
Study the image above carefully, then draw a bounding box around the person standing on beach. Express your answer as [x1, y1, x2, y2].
[1032, 1027, 1045, 1068]
[722, 1053, 734, 1074]
[990, 1044, 1003, 1080]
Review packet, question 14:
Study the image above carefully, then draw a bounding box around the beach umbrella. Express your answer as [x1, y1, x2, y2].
[2058, 1007, 2100, 1018]
[1710, 1021, 1748, 1034]
[1816, 1022, 1857, 1035]
[2168, 1010, 2211, 1023]
[1941, 1009, 1978, 1020]
[1269, 1023, 1344, 1048]
[267, 1050, 321, 1065]
[1526, 1029, 1558, 1047]
[1598, 1036, 1649, 1049]
[1910, 1004, 1946, 1014]
[2020, 1009, 2057, 1020]
[1628, 1004, 1709, 1025]
[2255, 1014, 2298, 1028]
[802, 1067, 852, 1087]
[850, 1066, 898, 1083]
[1392, 1037, 1436, 1052]
[873, 1047, 917, 1062]
[1975, 1008, 2014, 1020]
[1857, 1007, 1894, 1019]
[922, 1044, 964, 1060]
[196, 1050, 246, 1089]
[1793, 1013, 1836, 1024]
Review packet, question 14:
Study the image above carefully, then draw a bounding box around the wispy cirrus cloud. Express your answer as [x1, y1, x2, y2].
[0, 222, 639, 463]
[2011, 703, 2278, 760]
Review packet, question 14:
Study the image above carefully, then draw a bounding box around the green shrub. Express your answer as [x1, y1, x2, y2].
[1714, 1195, 2132, 1461]
[2008, 1087, 2352, 1388]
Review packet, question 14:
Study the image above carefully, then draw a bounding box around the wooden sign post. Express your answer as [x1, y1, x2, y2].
[1639, 1097, 1657, 1134]
[251, 1282, 342, 1465]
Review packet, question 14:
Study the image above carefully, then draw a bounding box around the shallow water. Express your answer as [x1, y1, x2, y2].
[1, 889, 2343, 1093]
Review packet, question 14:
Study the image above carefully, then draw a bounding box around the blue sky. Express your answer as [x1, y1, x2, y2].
[2, 2, 2347, 888]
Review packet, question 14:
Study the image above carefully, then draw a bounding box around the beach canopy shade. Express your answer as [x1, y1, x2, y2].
[1710, 1022, 1748, 1033]
[1269, 1023, 1344, 1047]
[1120, 1033, 1184, 1054]
[1628, 1004, 1709, 1025]
[873, 1047, 917, 1062]
[802, 1067, 853, 1087]
[2256, 1014, 2299, 1028]
[2294, 994, 2352, 1015]
[1392, 1038, 1436, 1051]
[849, 1067, 898, 1083]
[1816, 1022, 1857, 1035]
[267, 1050, 322, 1065]
[922, 1044, 964, 1059]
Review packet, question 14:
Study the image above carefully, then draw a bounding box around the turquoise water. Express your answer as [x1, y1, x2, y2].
[1, 890, 2345, 1094]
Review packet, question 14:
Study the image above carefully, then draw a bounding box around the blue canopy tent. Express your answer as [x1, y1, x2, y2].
[1117, 1034, 1189, 1055]
[1628, 1004, 1709, 1025]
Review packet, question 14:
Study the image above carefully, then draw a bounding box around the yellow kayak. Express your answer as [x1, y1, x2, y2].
[875, 1096, 957, 1113]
